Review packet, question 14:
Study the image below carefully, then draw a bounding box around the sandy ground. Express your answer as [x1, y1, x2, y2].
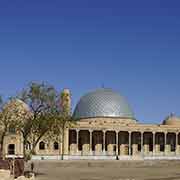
[26, 160, 180, 180]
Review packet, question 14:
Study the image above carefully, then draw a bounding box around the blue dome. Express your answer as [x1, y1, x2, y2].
[73, 89, 134, 119]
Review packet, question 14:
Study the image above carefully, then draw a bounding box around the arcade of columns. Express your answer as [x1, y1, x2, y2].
[68, 129, 180, 157]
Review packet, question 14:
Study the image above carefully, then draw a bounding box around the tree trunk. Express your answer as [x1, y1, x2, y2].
[23, 138, 27, 159]
[31, 132, 47, 155]
[0, 132, 6, 160]
[30, 142, 37, 155]
[61, 127, 65, 160]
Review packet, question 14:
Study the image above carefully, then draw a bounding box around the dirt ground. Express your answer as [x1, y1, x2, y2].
[27, 160, 180, 180]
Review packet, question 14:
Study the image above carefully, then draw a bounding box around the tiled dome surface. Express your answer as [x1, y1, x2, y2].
[73, 89, 134, 119]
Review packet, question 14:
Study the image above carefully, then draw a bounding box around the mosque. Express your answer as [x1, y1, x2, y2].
[3, 88, 180, 160]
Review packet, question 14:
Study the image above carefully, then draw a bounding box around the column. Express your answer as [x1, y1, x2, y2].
[165, 132, 167, 146]
[116, 131, 119, 156]
[143, 133, 149, 155]
[153, 132, 155, 156]
[141, 132, 144, 156]
[129, 132, 131, 156]
[176, 132, 178, 155]
[64, 128, 69, 155]
[76, 129, 79, 154]
[164, 132, 167, 155]
[103, 130, 106, 153]
[89, 130, 93, 155]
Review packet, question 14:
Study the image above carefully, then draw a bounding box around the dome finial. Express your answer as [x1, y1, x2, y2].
[170, 112, 175, 117]
[101, 83, 105, 89]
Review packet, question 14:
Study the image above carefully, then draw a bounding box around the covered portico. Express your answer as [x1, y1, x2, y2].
[68, 128, 180, 158]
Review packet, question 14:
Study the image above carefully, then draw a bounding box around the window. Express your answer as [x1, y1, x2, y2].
[39, 141, 45, 150]
[54, 142, 59, 150]
[9, 126, 16, 134]
[26, 141, 31, 150]
[8, 144, 15, 155]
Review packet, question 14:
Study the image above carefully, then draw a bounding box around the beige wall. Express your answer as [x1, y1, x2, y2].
[3, 117, 180, 157]
[3, 132, 23, 157]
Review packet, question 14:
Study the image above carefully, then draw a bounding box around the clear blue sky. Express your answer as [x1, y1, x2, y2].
[0, 0, 180, 124]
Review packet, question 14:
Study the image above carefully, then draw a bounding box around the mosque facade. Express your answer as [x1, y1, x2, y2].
[3, 89, 180, 160]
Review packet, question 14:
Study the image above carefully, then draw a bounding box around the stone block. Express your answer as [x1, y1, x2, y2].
[132, 144, 138, 155]
[155, 144, 160, 155]
[70, 144, 77, 155]
[82, 144, 90, 155]
[176, 145, 180, 155]
[165, 144, 170, 155]
[0, 169, 12, 180]
[107, 144, 114, 155]
[95, 144, 102, 155]
[144, 144, 149, 155]
[120, 144, 128, 155]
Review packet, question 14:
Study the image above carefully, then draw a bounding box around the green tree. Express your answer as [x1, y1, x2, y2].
[19, 82, 57, 156]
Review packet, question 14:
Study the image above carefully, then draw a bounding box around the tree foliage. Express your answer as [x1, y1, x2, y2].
[18, 82, 58, 155]
[0, 98, 30, 159]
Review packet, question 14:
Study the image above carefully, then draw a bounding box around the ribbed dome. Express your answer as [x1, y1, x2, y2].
[73, 89, 134, 119]
[163, 114, 180, 125]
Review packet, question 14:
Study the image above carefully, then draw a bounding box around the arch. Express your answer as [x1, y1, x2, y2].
[69, 130, 77, 145]
[79, 130, 90, 151]
[8, 144, 15, 155]
[54, 142, 59, 150]
[131, 132, 141, 151]
[167, 133, 176, 152]
[119, 131, 129, 144]
[92, 131, 103, 152]
[143, 132, 153, 152]
[178, 133, 180, 146]
[155, 132, 165, 152]
[105, 131, 116, 152]
[39, 141, 45, 150]
[118, 131, 130, 155]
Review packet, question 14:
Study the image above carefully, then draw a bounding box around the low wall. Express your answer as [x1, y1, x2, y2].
[0, 159, 9, 169]
[0, 159, 24, 178]
[32, 155, 180, 161]
[0, 169, 34, 180]
[0, 169, 13, 180]
[32, 155, 117, 160]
